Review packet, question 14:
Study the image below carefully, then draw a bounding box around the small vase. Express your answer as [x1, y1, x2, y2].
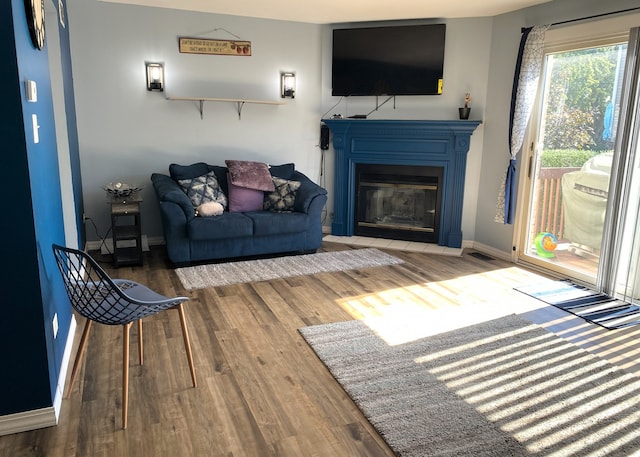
[459, 107, 471, 120]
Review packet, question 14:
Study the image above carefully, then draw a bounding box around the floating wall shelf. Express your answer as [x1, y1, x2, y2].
[166, 96, 286, 120]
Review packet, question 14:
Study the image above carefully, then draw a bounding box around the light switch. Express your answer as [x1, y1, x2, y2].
[32, 114, 40, 143]
[25, 79, 37, 102]
[52, 313, 58, 339]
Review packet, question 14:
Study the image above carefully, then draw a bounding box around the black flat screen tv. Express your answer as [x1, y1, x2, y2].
[331, 24, 446, 97]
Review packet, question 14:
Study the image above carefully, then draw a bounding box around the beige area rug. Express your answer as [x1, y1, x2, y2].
[175, 248, 404, 290]
[300, 313, 640, 456]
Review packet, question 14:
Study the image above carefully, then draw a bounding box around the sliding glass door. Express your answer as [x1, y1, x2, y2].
[518, 38, 628, 283]
[518, 21, 640, 309]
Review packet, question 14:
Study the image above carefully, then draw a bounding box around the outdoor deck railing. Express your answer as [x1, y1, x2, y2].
[531, 167, 580, 240]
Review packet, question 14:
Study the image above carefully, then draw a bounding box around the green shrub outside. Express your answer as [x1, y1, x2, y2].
[540, 149, 612, 168]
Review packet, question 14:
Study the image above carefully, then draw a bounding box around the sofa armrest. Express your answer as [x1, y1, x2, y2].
[151, 173, 195, 220]
[292, 171, 328, 214]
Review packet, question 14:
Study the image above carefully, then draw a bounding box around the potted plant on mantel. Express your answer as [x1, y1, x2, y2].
[459, 93, 471, 120]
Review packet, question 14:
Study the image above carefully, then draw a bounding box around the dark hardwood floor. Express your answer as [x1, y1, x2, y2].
[2, 241, 640, 456]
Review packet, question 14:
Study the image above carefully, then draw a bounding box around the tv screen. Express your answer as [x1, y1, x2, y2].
[331, 24, 446, 97]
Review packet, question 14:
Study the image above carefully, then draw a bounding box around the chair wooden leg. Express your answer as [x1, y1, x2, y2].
[122, 322, 132, 429]
[137, 320, 143, 365]
[65, 319, 92, 399]
[177, 303, 197, 387]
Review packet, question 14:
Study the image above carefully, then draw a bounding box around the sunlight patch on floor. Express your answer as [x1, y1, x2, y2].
[335, 266, 549, 345]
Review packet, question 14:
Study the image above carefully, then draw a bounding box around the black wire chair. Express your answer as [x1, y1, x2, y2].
[52, 243, 197, 429]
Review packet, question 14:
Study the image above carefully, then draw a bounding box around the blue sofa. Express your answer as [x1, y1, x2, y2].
[151, 162, 327, 265]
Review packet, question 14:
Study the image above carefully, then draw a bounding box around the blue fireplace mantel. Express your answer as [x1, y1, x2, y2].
[323, 119, 482, 248]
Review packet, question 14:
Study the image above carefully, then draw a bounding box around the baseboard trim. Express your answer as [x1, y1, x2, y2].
[464, 241, 513, 262]
[0, 316, 77, 436]
[85, 235, 165, 252]
[0, 407, 57, 437]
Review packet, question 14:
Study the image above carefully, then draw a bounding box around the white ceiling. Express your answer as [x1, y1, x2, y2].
[99, 0, 553, 24]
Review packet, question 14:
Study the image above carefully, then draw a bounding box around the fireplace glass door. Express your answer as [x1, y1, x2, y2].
[356, 164, 442, 243]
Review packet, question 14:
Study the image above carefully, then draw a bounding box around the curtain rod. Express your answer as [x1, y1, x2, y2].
[522, 6, 640, 32]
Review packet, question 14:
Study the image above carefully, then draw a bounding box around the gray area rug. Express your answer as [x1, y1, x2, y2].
[300, 313, 640, 456]
[176, 248, 404, 290]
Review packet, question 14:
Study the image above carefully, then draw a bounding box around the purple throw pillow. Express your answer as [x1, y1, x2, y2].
[227, 174, 264, 212]
[225, 160, 275, 192]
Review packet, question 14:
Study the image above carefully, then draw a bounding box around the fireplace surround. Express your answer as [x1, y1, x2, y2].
[323, 119, 481, 248]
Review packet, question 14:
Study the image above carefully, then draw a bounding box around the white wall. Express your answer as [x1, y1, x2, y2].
[67, 0, 640, 250]
[67, 1, 325, 242]
[66, 0, 494, 245]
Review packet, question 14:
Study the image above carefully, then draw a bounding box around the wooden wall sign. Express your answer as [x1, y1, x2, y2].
[178, 37, 251, 56]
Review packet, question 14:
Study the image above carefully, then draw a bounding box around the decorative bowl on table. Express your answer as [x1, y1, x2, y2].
[104, 182, 143, 198]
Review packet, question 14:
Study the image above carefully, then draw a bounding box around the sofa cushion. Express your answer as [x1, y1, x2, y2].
[263, 177, 301, 212]
[247, 211, 308, 236]
[227, 173, 264, 212]
[268, 163, 296, 180]
[169, 162, 209, 181]
[226, 160, 275, 191]
[178, 171, 228, 208]
[188, 212, 253, 241]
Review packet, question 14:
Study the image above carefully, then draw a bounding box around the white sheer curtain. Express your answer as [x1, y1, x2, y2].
[495, 25, 549, 224]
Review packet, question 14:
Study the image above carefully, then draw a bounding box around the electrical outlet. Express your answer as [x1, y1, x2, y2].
[52, 313, 58, 339]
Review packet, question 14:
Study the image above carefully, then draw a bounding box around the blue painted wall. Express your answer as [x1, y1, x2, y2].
[0, 0, 75, 416]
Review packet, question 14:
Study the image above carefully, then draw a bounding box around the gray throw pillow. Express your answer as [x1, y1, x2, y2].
[263, 177, 301, 212]
[178, 171, 228, 208]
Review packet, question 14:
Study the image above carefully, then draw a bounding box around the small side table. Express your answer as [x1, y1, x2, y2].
[108, 194, 143, 267]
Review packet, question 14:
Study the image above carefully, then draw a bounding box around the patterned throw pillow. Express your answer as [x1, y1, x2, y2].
[178, 171, 228, 208]
[263, 177, 301, 212]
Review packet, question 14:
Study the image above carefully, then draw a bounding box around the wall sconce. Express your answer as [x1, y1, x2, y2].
[146, 62, 164, 92]
[281, 72, 296, 99]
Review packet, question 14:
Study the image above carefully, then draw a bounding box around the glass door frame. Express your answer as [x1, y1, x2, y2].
[600, 26, 640, 297]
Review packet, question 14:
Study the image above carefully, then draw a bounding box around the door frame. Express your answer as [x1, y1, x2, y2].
[512, 14, 640, 283]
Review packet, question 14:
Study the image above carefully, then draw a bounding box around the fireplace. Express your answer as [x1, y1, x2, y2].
[323, 119, 481, 248]
[356, 163, 443, 242]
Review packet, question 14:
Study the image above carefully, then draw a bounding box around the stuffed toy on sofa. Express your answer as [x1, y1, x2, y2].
[195, 201, 224, 217]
